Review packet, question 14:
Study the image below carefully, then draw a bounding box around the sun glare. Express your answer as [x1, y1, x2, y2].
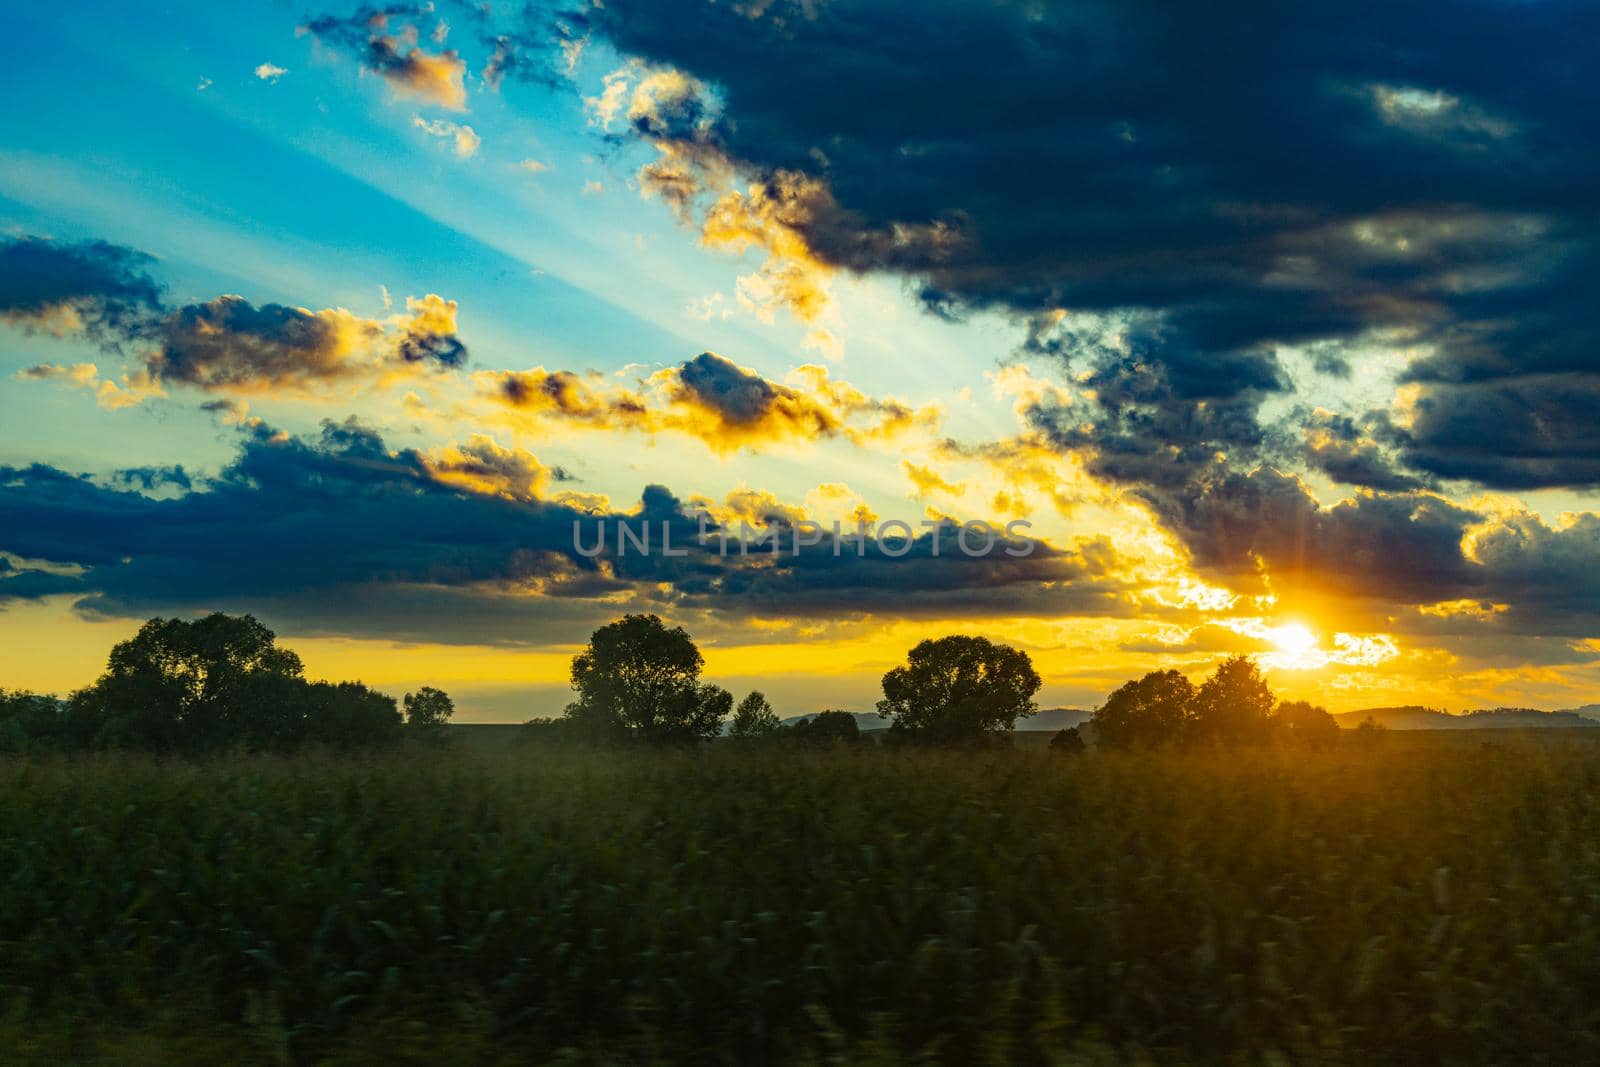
[1269, 622, 1318, 657]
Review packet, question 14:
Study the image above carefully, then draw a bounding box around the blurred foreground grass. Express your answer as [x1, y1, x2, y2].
[5, 737, 1600, 1064]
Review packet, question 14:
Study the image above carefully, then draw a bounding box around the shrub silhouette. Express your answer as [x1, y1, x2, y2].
[787, 710, 865, 747]
[1050, 726, 1087, 754]
[876, 635, 1041, 745]
[0, 690, 68, 753]
[1273, 699, 1340, 748]
[564, 614, 731, 745]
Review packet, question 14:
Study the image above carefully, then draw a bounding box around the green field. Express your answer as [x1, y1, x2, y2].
[5, 735, 1600, 1064]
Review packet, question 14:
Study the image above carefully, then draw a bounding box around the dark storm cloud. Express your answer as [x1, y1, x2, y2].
[1299, 410, 1426, 492]
[0, 422, 1136, 642]
[1394, 376, 1600, 490]
[1161, 468, 1481, 602]
[109, 465, 194, 493]
[0, 236, 163, 341]
[1127, 464, 1600, 636]
[553, 0, 1600, 491]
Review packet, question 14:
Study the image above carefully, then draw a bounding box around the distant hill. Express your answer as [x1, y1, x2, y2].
[778, 712, 884, 732]
[1334, 706, 1600, 730]
[1017, 708, 1092, 732]
[1559, 704, 1600, 720]
[776, 708, 1090, 733]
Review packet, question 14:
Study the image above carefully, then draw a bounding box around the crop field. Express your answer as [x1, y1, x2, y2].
[5, 736, 1600, 1064]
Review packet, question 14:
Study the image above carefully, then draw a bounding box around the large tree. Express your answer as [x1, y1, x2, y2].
[1190, 655, 1277, 744]
[65, 614, 403, 752]
[70, 613, 306, 752]
[564, 614, 730, 744]
[876, 635, 1041, 745]
[1091, 669, 1196, 749]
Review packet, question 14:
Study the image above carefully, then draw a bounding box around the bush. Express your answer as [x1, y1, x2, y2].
[1050, 726, 1086, 753]
[786, 710, 867, 747]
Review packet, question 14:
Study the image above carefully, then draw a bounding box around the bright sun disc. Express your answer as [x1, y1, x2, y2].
[1269, 623, 1317, 655]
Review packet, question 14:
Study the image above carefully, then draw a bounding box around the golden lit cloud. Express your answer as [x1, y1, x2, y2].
[18, 362, 166, 410]
[476, 353, 934, 456]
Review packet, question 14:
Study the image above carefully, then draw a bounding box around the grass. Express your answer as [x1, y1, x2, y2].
[4, 736, 1600, 1063]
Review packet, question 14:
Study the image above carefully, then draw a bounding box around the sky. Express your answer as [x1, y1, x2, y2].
[3, 0, 1599, 720]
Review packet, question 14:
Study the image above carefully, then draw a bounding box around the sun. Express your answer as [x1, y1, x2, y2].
[1268, 622, 1318, 656]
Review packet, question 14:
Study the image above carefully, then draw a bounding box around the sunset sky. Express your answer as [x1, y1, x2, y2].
[4, 0, 1599, 719]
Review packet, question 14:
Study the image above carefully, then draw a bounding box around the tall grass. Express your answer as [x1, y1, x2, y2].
[4, 739, 1600, 1063]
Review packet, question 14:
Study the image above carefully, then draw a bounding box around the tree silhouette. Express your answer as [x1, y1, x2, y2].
[302, 681, 404, 750]
[876, 635, 1041, 745]
[1353, 714, 1390, 746]
[1091, 669, 1196, 749]
[564, 614, 731, 744]
[1050, 726, 1087, 754]
[70, 613, 306, 752]
[788, 710, 864, 746]
[1273, 699, 1340, 748]
[0, 689, 67, 753]
[1190, 655, 1276, 744]
[404, 686, 456, 734]
[729, 690, 780, 739]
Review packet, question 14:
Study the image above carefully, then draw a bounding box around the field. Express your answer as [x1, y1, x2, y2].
[5, 734, 1600, 1064]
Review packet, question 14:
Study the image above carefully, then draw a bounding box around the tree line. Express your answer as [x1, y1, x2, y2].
[0, 614, 454, 754]
[529, 613, 1370, 750]
[2, 610, 1377, 755]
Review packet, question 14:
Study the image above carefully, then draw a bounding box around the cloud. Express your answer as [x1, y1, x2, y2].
[0, 422, 1139, 642]
[0, 236, 162, 342]
[254, 63, 288, 82]
[17, 362, 165, 410]
[1301, 409, 1425, 492]
[478, 352, 936, 455]
[561, 0, 1600, 495]
[2, 234, 468, 402]
[301, 5, 468, 110]
[144, 292, 465, 394]
[1393, 375, 1600, 489]
[413, 116, 480, 158]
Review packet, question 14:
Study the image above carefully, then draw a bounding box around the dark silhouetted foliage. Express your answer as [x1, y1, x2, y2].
[0, 690, 68, 753]
[564, 614, 730, 745]
[302, 681, 404, 750]
[43, 614, 404, 753]
[404, 686, 456, 741]
[1092, 669, 1196, 749]
[68, 613, 306, 752]
[1050, 726, 1086, 754]
[876, 635, 1041, 745]
[728, 690, 780, 739]
[1190, 655, 1276, 744]
[787, 710, 866, 747]
[1274, 699, 1340, 748]
[1353, 714, 1390, 747]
